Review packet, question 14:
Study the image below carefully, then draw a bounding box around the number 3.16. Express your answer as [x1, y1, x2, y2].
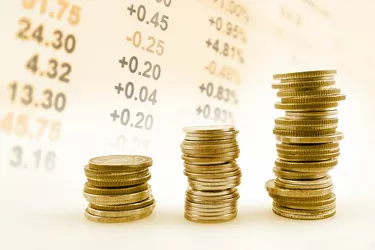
[22, 0, 81, 26]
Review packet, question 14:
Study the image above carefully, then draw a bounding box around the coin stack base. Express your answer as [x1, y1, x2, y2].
[267, 70, 345, 220]
[83, 155, 155, 223]
[182, 126, 241, 223]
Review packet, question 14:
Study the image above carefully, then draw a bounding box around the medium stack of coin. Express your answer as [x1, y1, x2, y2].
[181, 125, 241, 223]
[83, 155, 155, 223]
[266, 70, 345, 220]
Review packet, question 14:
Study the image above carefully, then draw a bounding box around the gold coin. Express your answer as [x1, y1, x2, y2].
[277, 147, 340, 155]
[186, 187, 237, 197]
[87, 172, 151, 188]
[273, 70, 337, 80]
[275, 102, 339, 111]
[275, 199, 336, 210]
[83, 188, 151, 206]
[285, 110, 338, 118]
[186, 189, 239, 201]
[276, 132, 344, 144]
[90, 195, 155, 211]
[272, 80, 336, 90]
[281, 94, 346, 104]
[185, 207, 237, 217]
[275, 158, 338, 169]
[185, 204, 236, 213]
[181, 146, 239, 155]
[185, 130, 238, 137]
[184, 161, 238, 174]
[269, 192, 334, 202]
[273, 167, 327, 180]
[87, 202, 155, 218]
[276, 145, 339, 155]
[89, 155, 152, 171]
[274, 124, 338, 132]
[182, 139, 237, 146]
[183, 125, 235, 133]
[280, 76, 335, 83]
[272, 202, 336, 216]
[185, 199, 237, 209]
[276, 142, 339, 150]
[84, 165, 150, 179]
[277, 152, 340, 162]
[272, 208, 335, 220]
[272, 193, 336, 207]
[186, 195, 239, 205]
[85, 209, 152, 223]
[277, 88, 341, 98]
[275, 176, 332, 190]
[181, 142, 238, 150]
[273, 128, 336, 137]
[184, 168, 241, 179]
[83, 182, 148, 195]
[275, 117, 338, 126]
[182, 151, 240, 158]
[184, 135, 237, 141]
[184, 212, 237, 223]
[265, 179, 334, 197]
[188, 182, 240, 191]
[182, 155, 238, 165]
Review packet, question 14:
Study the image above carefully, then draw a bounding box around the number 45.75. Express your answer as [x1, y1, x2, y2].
[22, 0, 81, 27]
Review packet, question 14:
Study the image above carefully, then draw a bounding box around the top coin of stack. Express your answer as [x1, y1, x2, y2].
[267, 70, 345, 220]
[181, 125, 241, 223]
[83, 155, 155, 223]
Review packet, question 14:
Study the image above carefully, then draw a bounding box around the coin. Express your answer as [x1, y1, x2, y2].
[182, 151, 240, 158]
[184, 168, 242, 179]
[273, 128, 337, 137]
[275, 117, 338, 126]
[184, 212, 237, 223]
[182, 155, 238, 165]
[83, 188, 151, 206]
[84, 182, 148, 195]
[277, 152, 340, 162]
[275, 176, 332, 190]
[265, 179, 334, 197]
[281, 94, 346, 104]
[275, 102, 339, 111]
[90, 195, 155, 211]
[84, 165, 150, 179]
[87, 202, 155, 218]
[183, 125, 235, 133]
[273, 168, 327, 180]
[89, 155, 152, 171]
[285, 110, 338, 118]
[273, 70, 337, 80]
[182, 139, 237, 145]
[85, 209, 152, 223]
[87, 172, 151, 188]
[276, 132, 344, 144]
[277, 88, 341, 98]
[272, 80, 336, 90]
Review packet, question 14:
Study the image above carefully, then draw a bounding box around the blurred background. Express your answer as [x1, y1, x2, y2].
[0, 0, 374, 249]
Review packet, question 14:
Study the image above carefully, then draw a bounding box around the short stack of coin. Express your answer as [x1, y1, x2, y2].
[266, 70, 345, 220]
[181, 126, 241, 223]
[83, 155, 155, 223]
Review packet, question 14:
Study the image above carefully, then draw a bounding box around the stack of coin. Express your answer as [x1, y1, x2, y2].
[266, 70, 345, 220]
[181, 126, 241, 223]
[83, 155, 155, 223]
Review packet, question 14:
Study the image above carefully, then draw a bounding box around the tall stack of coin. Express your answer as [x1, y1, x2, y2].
[83, 155, 155, 223]
[266, 70, 345, 220]
[181, 126, 241, 223]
